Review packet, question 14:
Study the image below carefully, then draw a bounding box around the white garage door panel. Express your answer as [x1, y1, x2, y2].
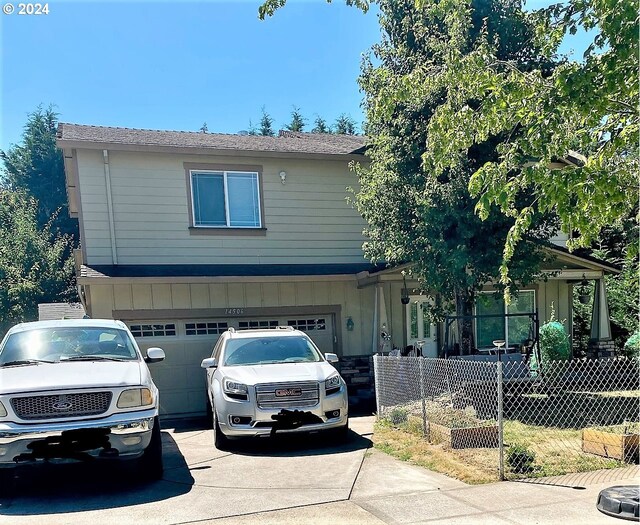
[128, 314, 335, 417]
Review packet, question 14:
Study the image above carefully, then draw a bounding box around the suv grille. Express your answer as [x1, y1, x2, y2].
[255, 381, 319, 409]
[11, 392, 113, 420]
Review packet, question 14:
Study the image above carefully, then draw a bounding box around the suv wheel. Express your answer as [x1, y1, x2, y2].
[139, 416, 164, 480]
[212, 405, 231, 451]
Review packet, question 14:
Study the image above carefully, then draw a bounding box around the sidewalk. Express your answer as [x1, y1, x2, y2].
[211, 417, 639, 524]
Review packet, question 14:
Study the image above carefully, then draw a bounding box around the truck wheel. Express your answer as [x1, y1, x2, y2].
[212, 406, 231, 451]
[0, 469, 15, 498]
[140, 416, 164, 481]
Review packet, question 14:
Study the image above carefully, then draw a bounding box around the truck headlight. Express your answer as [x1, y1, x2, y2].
[117, 388, 153, 408]
[0, 401, 6, 417]
[325, 374, 341, 391]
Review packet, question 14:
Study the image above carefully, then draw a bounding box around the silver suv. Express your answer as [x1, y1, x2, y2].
[201, 327, 348, 449]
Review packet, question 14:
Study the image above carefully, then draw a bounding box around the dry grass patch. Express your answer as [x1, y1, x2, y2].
[373, 419, 499, 484]
[504, 420, 626, 477]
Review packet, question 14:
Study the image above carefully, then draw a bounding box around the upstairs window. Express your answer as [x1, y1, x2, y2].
[191, 171, 261, 228]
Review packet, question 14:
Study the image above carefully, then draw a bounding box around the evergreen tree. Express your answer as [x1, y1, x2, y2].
[285, 106, 306, 132]
[334, 114, 357, 134]
[258, 107, 275, 136]
[1, 105, 78, 240]
[312, 116, 331, 134]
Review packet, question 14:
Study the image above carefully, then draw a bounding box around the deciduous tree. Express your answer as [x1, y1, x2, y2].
[351, 0, 557, 352]
[0, 190, 75, 336]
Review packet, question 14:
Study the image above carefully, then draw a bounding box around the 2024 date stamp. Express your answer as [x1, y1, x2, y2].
[3, 3, 50, 15]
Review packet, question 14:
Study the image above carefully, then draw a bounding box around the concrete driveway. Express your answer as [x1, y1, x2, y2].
[0, 416, 637, 524]
[0, 417, 378, 525]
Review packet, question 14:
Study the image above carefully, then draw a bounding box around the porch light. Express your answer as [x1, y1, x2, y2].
[346, 316, 354, 331]
[401, 272, 410, 305]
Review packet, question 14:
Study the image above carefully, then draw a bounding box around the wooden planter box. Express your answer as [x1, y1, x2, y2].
[582, 428, 640, 463]
[427, 421, 499, 449]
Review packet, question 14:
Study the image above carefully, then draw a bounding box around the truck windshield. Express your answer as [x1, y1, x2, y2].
[0, 327, 139, 365]
[223, 336, 322, 366]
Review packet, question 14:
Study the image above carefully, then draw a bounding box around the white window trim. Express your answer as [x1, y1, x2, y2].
[190, 170, 262, 229]
[474, 290, 536, 348]
[405, 296, 435, 342]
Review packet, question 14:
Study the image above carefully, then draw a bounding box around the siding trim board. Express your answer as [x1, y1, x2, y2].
[113, 304, 342, 321]
[71, 150, 88, 263]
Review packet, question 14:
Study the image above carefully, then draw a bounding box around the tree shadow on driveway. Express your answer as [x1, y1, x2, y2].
[0, 431, 194, 516]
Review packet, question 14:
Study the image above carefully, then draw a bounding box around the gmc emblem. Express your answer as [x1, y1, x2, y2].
[275, 388, 302, 397]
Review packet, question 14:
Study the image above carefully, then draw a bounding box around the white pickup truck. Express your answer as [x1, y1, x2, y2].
[0, 319, 165, 482]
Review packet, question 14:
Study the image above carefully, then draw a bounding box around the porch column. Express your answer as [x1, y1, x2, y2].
[372, 286, 379, 353]
[590, 278, 612, 341]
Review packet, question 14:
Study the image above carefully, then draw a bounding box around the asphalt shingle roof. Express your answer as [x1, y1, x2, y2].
[38, 303, 86, 321]
[57, 124, 367, 156]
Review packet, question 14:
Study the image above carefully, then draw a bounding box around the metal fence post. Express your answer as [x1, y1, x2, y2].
[497, 360, 504, 481]
[373, 354, 381, 417]
[420, 358, 427, 437]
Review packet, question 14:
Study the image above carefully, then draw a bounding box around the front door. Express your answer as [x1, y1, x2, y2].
[406, 297, 437, 357]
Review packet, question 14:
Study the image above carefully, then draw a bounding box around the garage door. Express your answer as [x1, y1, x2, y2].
[127, 315, 336, 417]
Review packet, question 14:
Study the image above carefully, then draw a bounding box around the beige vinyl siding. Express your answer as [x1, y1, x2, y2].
[88, 279, 376, 357]
[537, 280, 571, 332]
[78, 150, 368, 265]
[77, 150, 113, 264]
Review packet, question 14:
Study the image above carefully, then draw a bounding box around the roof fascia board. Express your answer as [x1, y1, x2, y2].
[78, 274, 358, 285]
[56, 139, 368, 162]
[546, 247, 620, 273]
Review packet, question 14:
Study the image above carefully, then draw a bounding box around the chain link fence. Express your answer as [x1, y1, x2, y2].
[374, 355, 640, 481]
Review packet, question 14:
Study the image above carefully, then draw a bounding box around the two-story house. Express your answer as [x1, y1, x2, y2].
[57, 124, 618, 417]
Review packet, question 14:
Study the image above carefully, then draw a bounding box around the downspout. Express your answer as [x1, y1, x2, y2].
[103, 149, 118, 265]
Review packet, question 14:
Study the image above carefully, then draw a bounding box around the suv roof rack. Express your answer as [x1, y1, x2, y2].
[275, 326, 295, 331]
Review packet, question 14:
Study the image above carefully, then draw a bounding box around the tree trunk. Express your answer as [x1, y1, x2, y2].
[455, 290, 475, 355]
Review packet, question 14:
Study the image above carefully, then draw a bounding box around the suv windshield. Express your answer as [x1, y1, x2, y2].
[0, 327, 139, 365]
[223, 336, 322, 366]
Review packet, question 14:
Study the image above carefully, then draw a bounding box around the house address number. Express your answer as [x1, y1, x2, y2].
[225, 308, 245, 315]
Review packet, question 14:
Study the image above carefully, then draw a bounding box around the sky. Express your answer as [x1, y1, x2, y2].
[1, 1, 381, 150]
[1, 0, 592, 152]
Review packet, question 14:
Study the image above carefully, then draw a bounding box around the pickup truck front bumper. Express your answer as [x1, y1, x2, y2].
[0, 409, 157, 466]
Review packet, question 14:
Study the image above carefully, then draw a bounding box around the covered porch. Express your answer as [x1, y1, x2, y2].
[356, 246, 620, 360]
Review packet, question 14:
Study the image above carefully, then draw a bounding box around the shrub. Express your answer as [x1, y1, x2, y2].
[507, 444, 536, 474]
[387, 407, 409, 425]
[539, 318, 571, 362]
[622, 331, 640, 360]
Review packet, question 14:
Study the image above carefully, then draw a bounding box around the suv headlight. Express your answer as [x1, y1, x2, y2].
[0, 401, 6, 417]
[223, 379, 248, 395]
[325, 374, 341, 390]
[117, 388, 154, 408]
